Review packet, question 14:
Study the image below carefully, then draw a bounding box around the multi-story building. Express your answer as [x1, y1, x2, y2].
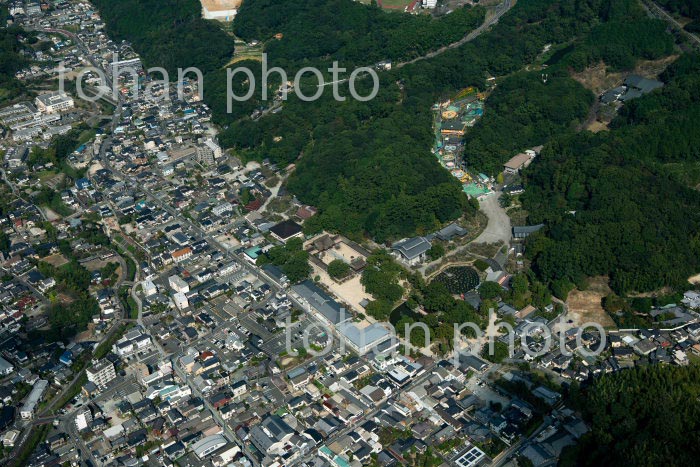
[20, 380, 48, 420]
[173, 292, 189, 310]
[169, 275, 190, 293]
[249, 415, 295, 456]
[34, 92, 74, 113]
[86, 360, 117, 389]
[196, 138, 222, 165]
[75, 408, 93, 431]
[113, 329, 153, 357]
[231, 380, 247, 398]
[0, 357, 14, 375]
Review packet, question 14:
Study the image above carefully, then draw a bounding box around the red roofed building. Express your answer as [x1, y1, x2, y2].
[296, 205, 317, 220]
[244, 199, 263, 212]
[172, 247, 193, 263]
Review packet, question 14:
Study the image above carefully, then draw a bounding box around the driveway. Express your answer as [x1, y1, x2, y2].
[473, 191, 511, 244]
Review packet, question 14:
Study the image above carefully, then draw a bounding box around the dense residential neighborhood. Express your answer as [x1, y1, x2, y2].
[0, 0, 700, 467]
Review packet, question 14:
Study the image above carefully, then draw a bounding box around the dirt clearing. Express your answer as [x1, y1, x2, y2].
[571, 55, 679, 95]
[43, 253, 70, 267]
[586, 120, 609, 133]
[566, 276, 616, 329]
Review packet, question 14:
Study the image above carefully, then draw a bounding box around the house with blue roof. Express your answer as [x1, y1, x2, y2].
[75, 178, 92, 190]
[59, 350, 73, 366]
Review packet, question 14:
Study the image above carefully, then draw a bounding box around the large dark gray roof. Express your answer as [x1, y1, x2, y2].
[292, 280, 349, 324]
[435, 223, 468, 241]
[392, 236, 431, 260]
[269, 219, 303, 239]
[512, 224, 544, 238]
[624, 75, 663, 94]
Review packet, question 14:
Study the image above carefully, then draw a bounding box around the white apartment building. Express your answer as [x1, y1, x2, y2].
[196, 138, 222, 165]
[35, 92, 74, 113]
[86, 360, 117, 389]
[169, 275, 190, 293]
[75, 408, 93, 431]
[173, 292, 189, 310]
[113, 329, 153, 357]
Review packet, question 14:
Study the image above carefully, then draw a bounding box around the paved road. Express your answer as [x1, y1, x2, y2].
[318, 0, 514, 88]
[643, 0, 700, 48]
[472, 191, 511, 244]
[418, 189, 512, 275]
[396, 0, 513, 69]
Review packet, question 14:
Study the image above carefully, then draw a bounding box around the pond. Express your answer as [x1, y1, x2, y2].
[389, 302, 420, 326]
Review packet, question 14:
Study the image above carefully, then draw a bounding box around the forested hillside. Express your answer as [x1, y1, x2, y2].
[563, 365, 700, 466]
[462, 0, 674, 174]
[564, 3, 674, 71]
[522, 53, 700, 293]
[0, 26, 34, 102]
[463, 72, 594, 174]
[90, 0, 234, 75]
[233, 0, 484, 69]
[221, 0, 627, 240]
[657, 0, 700, 31]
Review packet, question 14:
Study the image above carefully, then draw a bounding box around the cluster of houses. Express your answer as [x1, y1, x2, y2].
[2, 2, 698, 467]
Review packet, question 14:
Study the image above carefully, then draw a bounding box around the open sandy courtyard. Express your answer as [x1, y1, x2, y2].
[318, 241, 365, 266]
[311, 263, 370, 315]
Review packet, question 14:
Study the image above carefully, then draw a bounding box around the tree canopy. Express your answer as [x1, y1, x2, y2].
[90, 0, 235, 76]
[523, 53, 700, 293]
[564, 365, 700, 467]
[0, 26, 34, 102]
[327, 259, 351, 280]
[256, 237, 312, 284]
[234, 0, 485, 69]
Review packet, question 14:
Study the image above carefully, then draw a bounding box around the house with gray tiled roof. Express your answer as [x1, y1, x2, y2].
[391, 236, 431, 266]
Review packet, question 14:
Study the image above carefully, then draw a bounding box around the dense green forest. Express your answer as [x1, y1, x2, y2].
[221, 0, 629, 239]
[223, 0, 677, 239]
[463, 0, 673, 173]
[90, 0, 234, 75]
[522, 53, 700, 293]
[563, 2, 674, 71]
[658, 0, 700, 18]
[0, 25, 33, 102]
[233, 0, 484, 69]
[464, 72, 594, 174]
[657, 0, 700, 31]
[563, 365, 700, 466]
